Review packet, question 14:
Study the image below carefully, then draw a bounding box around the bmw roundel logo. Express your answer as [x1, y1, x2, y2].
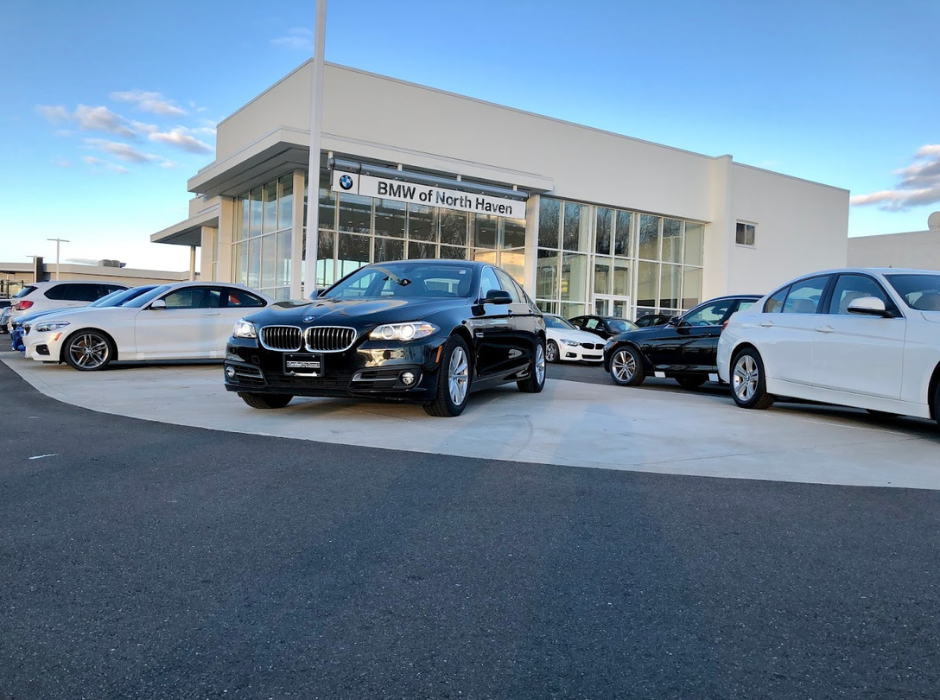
[303, 316, 315, 323]
[338, 174, 354, 190]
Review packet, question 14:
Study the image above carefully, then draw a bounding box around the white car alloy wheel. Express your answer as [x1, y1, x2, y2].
[448, 345, 469, 406]
[546, 340, 559, 363]
[732, 354, 759, 402]
[65, 332, 113, 371]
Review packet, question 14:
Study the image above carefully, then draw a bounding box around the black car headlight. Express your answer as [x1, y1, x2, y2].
[369, 322, 438, 341]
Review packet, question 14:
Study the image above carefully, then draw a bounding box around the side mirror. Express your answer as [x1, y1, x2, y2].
[483, 289, 512, 305]
[667, 316, 680, 326]
[847, 297, 889, 317]
[149, 299, 167, 310]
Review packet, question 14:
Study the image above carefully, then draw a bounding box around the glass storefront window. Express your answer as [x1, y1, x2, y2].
[318, 171, 335, 232]
[537, 249, 559, 300]
[278, 174, 293, 230]
[249, 188, 262, 238]
[538, 197, 560, 248]
[662, 219, 682, 263]
[337, 233, 369, 277]
[238, 199, 249, 241]
[682, 267, 703, 308]
[563, 202, 590, 252]
[261, 234, 276, 288]
[317, 230, 335, 289]
[594, 257, 611, 295]
[373, 237, 405, 263]
[614, 211, 632, 256]
[275, 230, 291, 288]
[472, 249, 497, 265]
[500, 249, 525, 284]
[660, 263, 681, 309]
[440, 210, 468, 246]
[439, 245, 466, 260]
[637, 261, 658, 308]
[338, 193, 372, 234]
[409, 241, 437, 259]
[501, 218, 526, 249]
[685, 223, 704, 266]
[613, 259, 631, 297]
[560, 252, 588, 301]
[639, 215, 660, 260]
[374, 199, 405, 238]
[595, 208, 612, 255]
[247, 237, 261, 289]
[474, 214, 497, 249]
[408, 204, 437, 242]
[263, 182, 277, 234]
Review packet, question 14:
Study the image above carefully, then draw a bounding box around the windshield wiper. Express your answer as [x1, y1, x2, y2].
[373, 265, 411, 287]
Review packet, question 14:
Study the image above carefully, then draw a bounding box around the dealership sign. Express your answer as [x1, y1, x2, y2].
[332, 171, 526, 219]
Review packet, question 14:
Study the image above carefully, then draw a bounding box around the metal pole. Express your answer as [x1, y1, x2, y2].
[47, 238, 69, 280]
[303, 0, 327, 298]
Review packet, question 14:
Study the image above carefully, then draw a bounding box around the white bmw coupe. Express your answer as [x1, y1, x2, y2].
[718, 268, 940, 423]
[24, 282, 273, 371]
[543, 314, 607, 363]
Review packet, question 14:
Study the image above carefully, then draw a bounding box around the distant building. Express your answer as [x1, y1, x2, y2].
[848, 212, 940, 270]
[0, 257, 196, 298]
[153, 60, 848, 317]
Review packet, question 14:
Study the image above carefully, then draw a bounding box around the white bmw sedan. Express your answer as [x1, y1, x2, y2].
[717, 268, 940, 422]
[23, 282, 273, 371]
[543, 314, 606, 363]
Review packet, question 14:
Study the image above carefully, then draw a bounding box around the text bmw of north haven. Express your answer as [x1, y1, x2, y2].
[333, 172, 527, 219]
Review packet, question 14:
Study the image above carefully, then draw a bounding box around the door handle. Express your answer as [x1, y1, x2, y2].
[759, 321, 774, 327]
[815, 325, 834, 333]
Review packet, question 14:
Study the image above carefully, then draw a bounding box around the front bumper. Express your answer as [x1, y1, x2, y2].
[557, 342, 604, 362]
[24, 331, 63, 361]
[223, 335, 448, 401]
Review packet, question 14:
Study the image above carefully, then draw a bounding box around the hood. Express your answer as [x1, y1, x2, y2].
[547, 327, 605, 344]
[244, 297, 470, 327]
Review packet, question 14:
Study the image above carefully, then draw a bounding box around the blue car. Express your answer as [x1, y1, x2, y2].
[12, 285, 158, 352]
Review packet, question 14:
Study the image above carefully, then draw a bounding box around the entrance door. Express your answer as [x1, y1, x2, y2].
[593, 294, 631, 319]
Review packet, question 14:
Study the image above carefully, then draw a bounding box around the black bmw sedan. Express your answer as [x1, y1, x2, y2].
[223, 260, 547, 417]
[603, 294, 761, 390]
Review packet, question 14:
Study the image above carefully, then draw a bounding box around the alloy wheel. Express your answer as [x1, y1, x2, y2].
[535, 342, 546, 384]
[733, 354, 758, 402]
[448, 346, 469, 406]
[69, 333, 110, 370]
[611, 349, 636, 383]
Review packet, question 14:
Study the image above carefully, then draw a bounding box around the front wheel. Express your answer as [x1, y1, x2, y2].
[546, 340, 560, 364]
[730, 348, 775, 409]
[517, 338, 546, 393]
[424, 335, 472, 417]
[609, 346, 645, 386]
[239, 393, 293, 409]
[63, 330, 115, 371]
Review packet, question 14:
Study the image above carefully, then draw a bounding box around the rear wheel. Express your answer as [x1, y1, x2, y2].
[675, 375, 707, 390]
[424, 335, 471, 417]
[730, 348, 774, 409]
[239, 393, 293, 409]
[63, 330, 115, 371]
[517, 338, 546, 393]
[609, 346, 645, 386]
[546, 340, 560, 364]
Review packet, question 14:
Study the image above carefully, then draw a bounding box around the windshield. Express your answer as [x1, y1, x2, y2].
[607, 319, 638, 333]
[122, 285, 172, 308]
[89, 286, 158, 308]
[885, 274, 940, 311]
[545, 315, 577, 330]
[325, 262, 475, 301]
[13, 286, 37, 299]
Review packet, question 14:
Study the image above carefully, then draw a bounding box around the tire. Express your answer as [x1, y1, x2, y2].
[517, 338, 547, 393]
[424, 335, 472, 417]
[675, 375, 707, 390]
[239, 393, 293, 409]
[730, 348, 775, 409]
[609, 345, 645, 386]
[546, 340, 560, 364]
[63, 330, 115, 371]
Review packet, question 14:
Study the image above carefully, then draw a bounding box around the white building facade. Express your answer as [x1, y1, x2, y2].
[153, 61, 849, 319]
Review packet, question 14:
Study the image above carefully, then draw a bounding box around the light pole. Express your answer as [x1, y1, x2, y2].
[47, 238, 70, 280]
[302, 0, 327, 298]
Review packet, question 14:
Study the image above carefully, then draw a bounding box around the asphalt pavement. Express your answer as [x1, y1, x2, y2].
[3, 358, 940, 699]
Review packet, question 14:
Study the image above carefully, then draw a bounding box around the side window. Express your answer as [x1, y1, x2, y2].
[163, 288, 221, 309]
[827, 275, 893, 315]
[493, 269, 523, 303]
[682, 301, 733, 326]
[570, 317, 584, 329]
[49, 284, 100, 302]
[782, 276, 829, 314]
[225, 289, 265, 308]
[764, 287, 788, 313]
[103, 285, 126, 296]
[43, 284, 72, 300]
[736, 300, 756, 313]
[479, 268, 501, 299]
[509, 278, 532, 306]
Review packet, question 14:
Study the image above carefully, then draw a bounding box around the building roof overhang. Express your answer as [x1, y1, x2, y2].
[150, 204, 220, 247]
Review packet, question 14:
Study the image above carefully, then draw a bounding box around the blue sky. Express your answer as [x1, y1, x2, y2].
[2, 0, 938, 271]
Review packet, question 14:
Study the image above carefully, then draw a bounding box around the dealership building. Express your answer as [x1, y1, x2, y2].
[153, 61, 849, 319]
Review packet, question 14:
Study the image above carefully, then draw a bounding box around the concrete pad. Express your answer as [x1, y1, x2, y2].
[4, 351, 940, 489]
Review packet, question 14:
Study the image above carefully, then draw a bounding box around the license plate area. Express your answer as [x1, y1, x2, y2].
[284, 353, 323, 376]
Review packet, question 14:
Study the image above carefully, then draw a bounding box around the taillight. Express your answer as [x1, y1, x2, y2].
[14, 301, 33, 311]
[722, 320, 729, 331]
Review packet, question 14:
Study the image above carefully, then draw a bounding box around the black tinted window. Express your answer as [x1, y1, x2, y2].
[13, 286, 37, 299]
[493, 269, 523, 303]
[885, 274, 940, 311]
[781, 276, 828, 314]
[224, 289, 266, 308]
[45, 283, 100, 302]
[163, 288, 222, 309]
[764, 287, 788, 313]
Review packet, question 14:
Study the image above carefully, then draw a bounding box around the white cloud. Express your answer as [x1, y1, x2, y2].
[111, 90, 186, 117]
[851, 144, 940, 211]
[83, 156, 130, 175]
[148, 128, 213, 154]
[37, 105, 70, 123]
[85, 138, 162, 164]
[272, 28, 314, 51]
[52, 156, 71, 167]
[74, 105, 138, 138]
